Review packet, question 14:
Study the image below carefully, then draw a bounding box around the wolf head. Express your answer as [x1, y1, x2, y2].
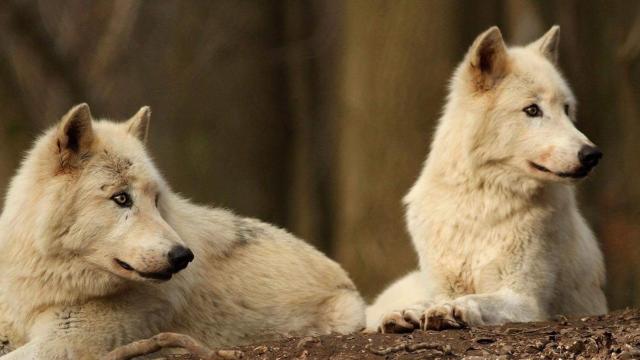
[437, 26, 601, 187]
[4, 104, 193, 289]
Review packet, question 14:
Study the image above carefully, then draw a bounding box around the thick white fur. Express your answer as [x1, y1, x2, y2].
[0, 105, 365, 359]
[367, 26, 607, 332]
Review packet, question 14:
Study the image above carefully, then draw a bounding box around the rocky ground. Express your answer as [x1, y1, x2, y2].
[159, 309, 640, 359]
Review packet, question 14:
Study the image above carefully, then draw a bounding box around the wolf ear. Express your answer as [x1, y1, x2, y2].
[467, 26, 509, 90]
[58, 103, 94, 155]
[126, 106, 151, 143]
[528, 25, 560, 64]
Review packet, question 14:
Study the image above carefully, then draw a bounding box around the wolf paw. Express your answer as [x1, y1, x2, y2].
[421, 303, 465, 330]
[378, 308, 422, 333]
[421, 301, 482, 331]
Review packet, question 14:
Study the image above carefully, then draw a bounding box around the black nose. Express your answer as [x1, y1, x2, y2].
[168, 246, 194, 273]
[578, 145, 603, 169]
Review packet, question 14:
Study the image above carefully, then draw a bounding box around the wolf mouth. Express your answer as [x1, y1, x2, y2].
[115, 258, 173, 281]
[137, 270, 173, 281]
[528, 161, 590, 179]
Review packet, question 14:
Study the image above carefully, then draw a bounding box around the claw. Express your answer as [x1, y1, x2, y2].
[422, 304, 466, 331]
[403, 313, 421, 328]
[380, 311, 419, 334]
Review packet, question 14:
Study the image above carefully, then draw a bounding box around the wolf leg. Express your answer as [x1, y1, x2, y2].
[365, 271, 433, 333]
[421, 289, 544, 330]
[3, 300, 168, 360]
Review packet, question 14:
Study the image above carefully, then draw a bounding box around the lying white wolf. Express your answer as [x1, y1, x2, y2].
[0, 104, 365, 359]
[366, 26, 607, 333]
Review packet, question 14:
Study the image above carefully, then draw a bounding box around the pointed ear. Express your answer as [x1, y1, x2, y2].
[466, 26, 509, 90]
[57, 103, 94, 155]
[528, 25, 560, 64]
[126, 106, 151, 143]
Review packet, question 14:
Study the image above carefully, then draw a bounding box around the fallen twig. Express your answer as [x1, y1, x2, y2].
[367, 341, 449, 356]
[504, 325, 552, 335]
[103, 332, 243, 360]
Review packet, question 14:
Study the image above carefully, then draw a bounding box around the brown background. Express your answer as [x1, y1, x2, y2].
[0, 0, 638, 310]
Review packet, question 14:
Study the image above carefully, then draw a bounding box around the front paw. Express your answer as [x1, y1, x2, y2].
[422, 301, 482, 331]
[378, 308, 422, 334]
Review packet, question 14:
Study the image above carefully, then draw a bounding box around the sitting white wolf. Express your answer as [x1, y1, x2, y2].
[0, 104, 365, 359]
[366, 26, 607, 333]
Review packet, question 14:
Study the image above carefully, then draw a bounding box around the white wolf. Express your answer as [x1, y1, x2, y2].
[0, 104, 365, 359]
[366, 26, 607, 333]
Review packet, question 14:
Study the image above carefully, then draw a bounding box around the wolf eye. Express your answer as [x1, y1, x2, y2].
[523, 104, 542, 117]
[111, 192, 133, 208]
[564, 104, 570, 116]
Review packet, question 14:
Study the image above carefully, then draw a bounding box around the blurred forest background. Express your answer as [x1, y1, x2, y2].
[0, 0, 639, 310]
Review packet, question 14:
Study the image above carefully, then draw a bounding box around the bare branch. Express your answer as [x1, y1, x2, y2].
[103, 332, 243, 360]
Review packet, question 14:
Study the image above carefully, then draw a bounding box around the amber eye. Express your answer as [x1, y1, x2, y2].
[111, 192, 133, 208]
[523, 104, 543, 117]
[564, 104, 570, 116]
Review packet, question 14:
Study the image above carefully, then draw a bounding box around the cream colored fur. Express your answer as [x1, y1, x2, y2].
[0, 104, 365, 359]
[367, 26, 607, 333]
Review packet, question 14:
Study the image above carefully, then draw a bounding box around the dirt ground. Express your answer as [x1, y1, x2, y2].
[164, 309, 640, 360]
